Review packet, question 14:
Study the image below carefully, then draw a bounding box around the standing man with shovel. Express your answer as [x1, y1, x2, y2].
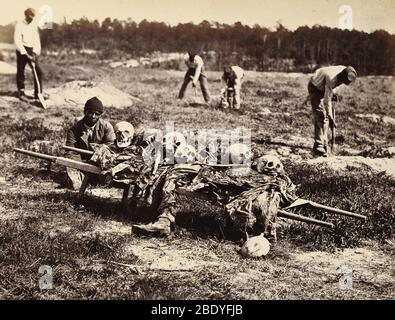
[14, 8, 46, 108]
[307, 65, 357, 157]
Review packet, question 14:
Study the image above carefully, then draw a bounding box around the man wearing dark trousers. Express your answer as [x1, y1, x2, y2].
[14, 8, 43, 103]
[178, 51, 210, 103]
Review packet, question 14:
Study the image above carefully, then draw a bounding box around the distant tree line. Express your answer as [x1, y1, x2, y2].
[1, 18, 394, 75]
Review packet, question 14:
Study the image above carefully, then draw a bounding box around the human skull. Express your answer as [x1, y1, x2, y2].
[163, 131, 186, 154]
[174, 144, 197, 164]
[255, 154, 284, 175]
[240, 234, 270, 258]
[223, 143, 252, 164]
[114, 121, 134, 148]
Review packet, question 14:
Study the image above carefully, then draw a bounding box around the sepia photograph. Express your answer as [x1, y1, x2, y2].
[0, 0, 394, 307]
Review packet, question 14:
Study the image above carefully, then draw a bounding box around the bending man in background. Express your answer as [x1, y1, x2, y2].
[308, 65, 357, 157]
[178, 51, 211, 104]
[221, 64, 245, 110]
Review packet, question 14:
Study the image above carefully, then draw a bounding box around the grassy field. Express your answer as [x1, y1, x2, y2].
[0, 56, 394, 299]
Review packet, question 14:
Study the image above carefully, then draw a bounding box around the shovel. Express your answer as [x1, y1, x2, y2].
[31, 59, 47, 109]
[189, 75, 197, 97]
[330, 103, 336, 154]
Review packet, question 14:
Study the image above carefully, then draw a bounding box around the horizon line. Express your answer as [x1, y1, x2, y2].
[1, 16, 394, 35]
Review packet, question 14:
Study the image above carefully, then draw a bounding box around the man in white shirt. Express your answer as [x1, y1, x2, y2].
[221, 64, 245, 110]
[178, 51, 210, 103]
[308, 65, 357, 156]
[14, 8, 43, 102]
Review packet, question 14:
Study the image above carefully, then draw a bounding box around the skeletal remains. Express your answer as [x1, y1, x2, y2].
[114, 121, 135, 148]
[175, 144, 197, 164]
[13, 127, 367, 259]
[223, 143, 252, 164]
[254, 154, 284, 176]
[240, 234, 271, 258]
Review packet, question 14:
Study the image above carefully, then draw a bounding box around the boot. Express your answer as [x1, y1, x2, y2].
[18, 90, 29, 103]
[312, 146, 327, 157]
[66, 168, 84, 190]
[132, 217, 172, 236]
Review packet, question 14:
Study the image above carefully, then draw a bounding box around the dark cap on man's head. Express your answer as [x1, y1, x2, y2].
[84, 97, 104, 114]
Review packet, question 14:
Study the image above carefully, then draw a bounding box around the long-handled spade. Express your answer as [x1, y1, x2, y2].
[330, 103, 336, 154]
[31, 59, 47, 109]
[190, 75, 197, 98]
[188, 75, 202, 107]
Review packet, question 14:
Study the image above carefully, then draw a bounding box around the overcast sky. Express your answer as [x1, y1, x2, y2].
[1, 0, 394, 33]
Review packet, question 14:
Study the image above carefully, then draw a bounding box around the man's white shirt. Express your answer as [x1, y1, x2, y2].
[14, 20, 41, 55]
[184, 54, 204, 84]
[230, 66, 244, 80]
[311, 65, 346, 112]
[184, 54, 204, 69]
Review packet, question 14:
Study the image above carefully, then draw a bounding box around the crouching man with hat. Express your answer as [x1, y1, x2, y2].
[65, 97, 115, 190]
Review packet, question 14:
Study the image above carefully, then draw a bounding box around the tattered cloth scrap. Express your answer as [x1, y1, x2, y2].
[155, 164, 202, 212]
[134, 164, 201, 207]
[186, 166, 296, 203]
[184, 166, 297, 234]
[86, 144, 200, 205]
[89, 143, 146, 184]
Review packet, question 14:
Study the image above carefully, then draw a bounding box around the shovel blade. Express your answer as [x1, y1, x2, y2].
[37, 93, 47, 109]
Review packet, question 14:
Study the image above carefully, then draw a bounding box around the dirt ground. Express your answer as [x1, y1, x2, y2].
[0, 61, 394, 299]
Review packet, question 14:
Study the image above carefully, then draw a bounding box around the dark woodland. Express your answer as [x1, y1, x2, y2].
[1, 19, 394, 74]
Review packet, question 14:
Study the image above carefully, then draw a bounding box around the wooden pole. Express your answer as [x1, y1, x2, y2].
[278, 210, 334, 228]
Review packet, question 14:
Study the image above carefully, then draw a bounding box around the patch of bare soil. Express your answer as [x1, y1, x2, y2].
[0, 61, 16, 74]
[305, 156, 395, 179]
[0, 81, 140, 111]
[356, 113, 395, 125]
[292, 244, 395, 294]
[76, 216, 224, 272]
[125, 241, 222, 272]
[45, 81, 141, 108]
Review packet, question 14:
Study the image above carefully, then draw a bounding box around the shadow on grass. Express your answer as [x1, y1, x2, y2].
[10, 165, 66, 186]
[0, 90, 19, 98]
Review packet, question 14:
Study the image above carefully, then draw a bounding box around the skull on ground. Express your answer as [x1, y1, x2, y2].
[240, 234, 270, 258]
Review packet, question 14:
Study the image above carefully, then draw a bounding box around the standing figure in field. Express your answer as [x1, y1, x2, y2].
[178, 51, 210, 104]
[65, 97, 115, 190]
[221, 64, 245, 110]
[308, 65, 357, 157]
[14, 8, 44, 104]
